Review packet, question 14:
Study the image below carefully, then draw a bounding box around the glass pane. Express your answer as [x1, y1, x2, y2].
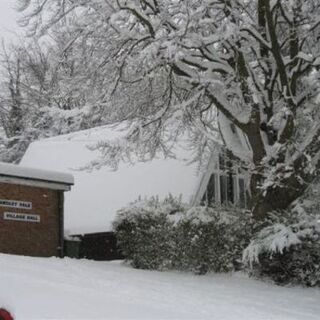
[220, 175, 227, 204]
[227, 174, 234, 204]
[219, 154, 225, 171]
[239, 178, 246, 208]
[207, 174, 216, 205]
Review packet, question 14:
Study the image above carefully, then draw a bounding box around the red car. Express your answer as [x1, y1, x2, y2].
[0, 309, 13, 320]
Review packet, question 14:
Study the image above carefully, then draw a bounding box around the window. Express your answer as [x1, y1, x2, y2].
[201, 153, 247, 208]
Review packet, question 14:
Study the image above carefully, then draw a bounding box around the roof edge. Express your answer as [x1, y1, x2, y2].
[0, 162, 74, 186]
[0, 175, 72, 191]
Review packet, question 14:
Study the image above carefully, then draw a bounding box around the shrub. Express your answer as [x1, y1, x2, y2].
[170, 206, 252, 274]
[113, 195, 182, 270]
[114, 196, 252, 274]
[115, 194, 320, 285]
[243, 210, 320, 286]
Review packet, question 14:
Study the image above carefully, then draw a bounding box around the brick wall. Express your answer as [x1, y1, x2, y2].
[0, 182, 61, 257]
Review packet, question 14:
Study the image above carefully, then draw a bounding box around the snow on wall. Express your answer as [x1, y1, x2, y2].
[21, 126, 200, 234]
[0, 162, 74, 185]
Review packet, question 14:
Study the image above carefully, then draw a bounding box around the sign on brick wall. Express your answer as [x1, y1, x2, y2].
[0, 199, 32, 210]
[3, 212, 40, 223]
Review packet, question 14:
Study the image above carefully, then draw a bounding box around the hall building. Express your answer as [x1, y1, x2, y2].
[0, 162, 73, 257]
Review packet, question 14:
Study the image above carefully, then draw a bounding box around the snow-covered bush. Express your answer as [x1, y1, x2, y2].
[170, 206, 252, 274]
[113, 195, 182, 270]
[114, 196, 252, 274]
[243, 210, 320, 286]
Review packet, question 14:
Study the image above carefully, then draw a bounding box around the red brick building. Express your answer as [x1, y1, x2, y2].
[0, 162, 73, 257]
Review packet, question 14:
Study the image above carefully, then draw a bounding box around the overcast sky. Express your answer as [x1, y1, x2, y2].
[0, 1, 23, 42]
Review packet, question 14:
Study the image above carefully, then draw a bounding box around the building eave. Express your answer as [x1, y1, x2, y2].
[0, 175, 72, 191]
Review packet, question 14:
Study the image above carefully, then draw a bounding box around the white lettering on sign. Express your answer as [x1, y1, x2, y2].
[3, 212, 40, 223]
[0, 199, 32, 210]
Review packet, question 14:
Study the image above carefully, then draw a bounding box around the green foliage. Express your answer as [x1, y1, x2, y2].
[113, 195, 180, 270]
[171, 206, 252, 274]
[114, 196, 252, 274]
[115, 195, 320, 286]
[243, 209, 320, 286]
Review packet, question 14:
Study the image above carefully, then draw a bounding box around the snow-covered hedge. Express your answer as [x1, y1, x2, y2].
[113, 196, 178, 270]
[243, 209, 320, 286]
[171, 206, 252, 274]
[113, 196, 252, 274]
[114, 195, 320, 285]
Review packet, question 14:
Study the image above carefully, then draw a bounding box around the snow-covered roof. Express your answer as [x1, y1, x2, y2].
[21, 125, 201, 234]
[0, 161, 74, 190]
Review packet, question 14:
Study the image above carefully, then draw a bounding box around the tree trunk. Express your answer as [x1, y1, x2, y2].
[250, 169, 309, 220]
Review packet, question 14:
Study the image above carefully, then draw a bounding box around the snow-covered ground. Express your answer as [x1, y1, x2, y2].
[0, 254, 319, 320]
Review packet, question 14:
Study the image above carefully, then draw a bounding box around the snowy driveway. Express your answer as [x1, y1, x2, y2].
[0, 254, 319, 319]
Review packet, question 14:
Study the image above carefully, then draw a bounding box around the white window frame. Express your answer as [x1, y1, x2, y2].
[195, 152, 247, 208]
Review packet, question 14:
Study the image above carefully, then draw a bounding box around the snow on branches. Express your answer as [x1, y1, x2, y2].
[15, 0, 320, 218]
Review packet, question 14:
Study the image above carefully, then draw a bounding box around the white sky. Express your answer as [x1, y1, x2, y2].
[0, 1, 23, 42]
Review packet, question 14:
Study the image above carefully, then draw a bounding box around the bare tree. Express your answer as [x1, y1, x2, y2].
[0, 26, 109, 162]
